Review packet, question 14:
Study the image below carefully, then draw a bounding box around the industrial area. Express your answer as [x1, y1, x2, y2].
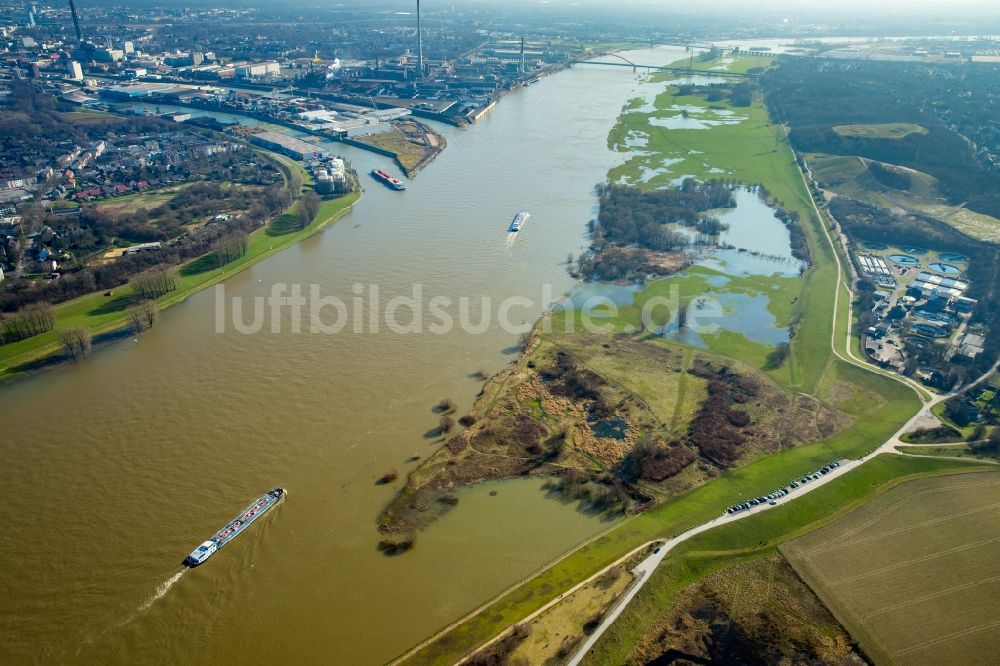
[3, 0, 582, 126]
[854, 244, 984, 381]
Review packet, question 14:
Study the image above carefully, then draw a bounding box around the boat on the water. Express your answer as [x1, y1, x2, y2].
[509, 209, 530, 233]
[370, 168, 407, 191]
[184, 487, 285, 567]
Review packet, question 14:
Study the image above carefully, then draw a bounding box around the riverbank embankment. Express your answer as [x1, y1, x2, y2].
[0, 165, 361, 382]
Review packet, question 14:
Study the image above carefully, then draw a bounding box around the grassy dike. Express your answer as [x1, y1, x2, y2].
[399, 54, 931, 665]
[0, 153, 359, 380]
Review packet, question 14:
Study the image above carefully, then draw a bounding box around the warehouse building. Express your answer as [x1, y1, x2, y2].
[249, 131, 330, 160]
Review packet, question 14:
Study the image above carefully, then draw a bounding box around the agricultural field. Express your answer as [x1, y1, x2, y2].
[832, 123, 928, 140]
[782, 472, 1000, 665]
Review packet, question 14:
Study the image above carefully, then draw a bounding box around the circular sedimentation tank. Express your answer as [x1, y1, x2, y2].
[928, 262, 960, 274]
[888, 254, 918, 265]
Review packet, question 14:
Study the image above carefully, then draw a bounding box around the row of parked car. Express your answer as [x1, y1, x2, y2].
[790, 461, 841, 489]
[725, 461, 843, 515]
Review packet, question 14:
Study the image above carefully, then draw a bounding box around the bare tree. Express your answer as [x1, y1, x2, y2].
[677, 301, 690, 330]
[439, 415, 455, 434]
[295, 191, 321, 230]
[60, 325, 92, 358]
[132, 266, 177, 300]
[214, 229, 250, 266]
[126, 300, 159, 334]
[1, 302, 56, 342]
[435, 398, 456, 414]
[651, 306, 670, 336]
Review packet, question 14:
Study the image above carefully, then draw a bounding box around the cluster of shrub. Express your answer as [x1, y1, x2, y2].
[970, 429, 1000, 459]
[540, 351, 604, 399]
[466, 623, 534, 666]
[546, 467, 647, 517]
[470, 413, 551, 458]
[866, 161, 911, 190]
[683, 362, 758, 467]
[772, 207, 810, 264]
[376, 532, 415, 556]
[618, 437, 696, 483]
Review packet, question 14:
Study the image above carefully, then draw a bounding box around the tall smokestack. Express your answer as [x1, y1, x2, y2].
[416, 0, 423, 79]
[68, 0, 83, 42]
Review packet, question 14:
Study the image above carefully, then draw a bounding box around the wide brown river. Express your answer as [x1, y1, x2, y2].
[0, 46, 688, 664]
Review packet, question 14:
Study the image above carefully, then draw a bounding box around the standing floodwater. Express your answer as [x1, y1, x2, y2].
[0, 47, 689, 664]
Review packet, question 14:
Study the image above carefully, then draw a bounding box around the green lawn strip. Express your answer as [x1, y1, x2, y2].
[402, 375, 919, 665]
[670, 348, 694, 428]
[896, 443, 995, 460]
[579, 455, 995, 665]
[0, 192, 358, 379]
[832, 123, 928, 140]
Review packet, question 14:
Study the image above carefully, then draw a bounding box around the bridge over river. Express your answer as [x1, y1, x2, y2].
[574, 51, 759, 77]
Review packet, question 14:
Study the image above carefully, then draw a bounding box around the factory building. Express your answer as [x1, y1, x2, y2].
[66, 60, 83, 81]
[236, 62, 282, 79]
[249, 131, 330, 161]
